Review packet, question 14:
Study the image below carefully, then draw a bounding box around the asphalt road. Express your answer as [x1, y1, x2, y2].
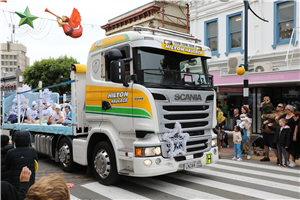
[36, 155, 300, 200]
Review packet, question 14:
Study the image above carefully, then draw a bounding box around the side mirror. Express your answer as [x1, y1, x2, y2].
[108, 49, 123, 60]
[108, 49, 125, 83]
[110, 59, 125, 83]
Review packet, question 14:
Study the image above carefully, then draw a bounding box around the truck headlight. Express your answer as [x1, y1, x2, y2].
[211, 139, 217, 147]
[135, 146, 161, 157]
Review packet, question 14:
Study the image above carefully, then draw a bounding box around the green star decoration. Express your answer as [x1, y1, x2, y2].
[15, 6, 38, 28]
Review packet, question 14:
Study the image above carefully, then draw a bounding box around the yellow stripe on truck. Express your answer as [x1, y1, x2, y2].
[89, 34, 129, 53]
[85, 85, 153, 118]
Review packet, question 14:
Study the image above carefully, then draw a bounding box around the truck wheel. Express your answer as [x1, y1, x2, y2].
[58, 137, 77, 172]
[92, 141, 120, 185]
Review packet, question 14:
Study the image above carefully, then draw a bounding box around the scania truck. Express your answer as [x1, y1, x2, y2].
[2, 26, 218, 185]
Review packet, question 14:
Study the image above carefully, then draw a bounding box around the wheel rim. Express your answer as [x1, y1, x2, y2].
[59, 143, 70, 167]
[94, 149, 110, 179]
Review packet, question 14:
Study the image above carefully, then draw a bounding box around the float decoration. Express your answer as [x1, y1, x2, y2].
[45, 8, 83, 38]
[15, 6, 38, 28]
[42, 88, 53, 105]
[9, 87, 26, 116]
[162, 122, 190, 158]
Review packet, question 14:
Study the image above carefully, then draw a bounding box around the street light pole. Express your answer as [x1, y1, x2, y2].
[243, 0, 249, 107]
[219, 0, 268, 108]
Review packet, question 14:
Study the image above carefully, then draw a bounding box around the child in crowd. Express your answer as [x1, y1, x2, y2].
[220, 124, 229, 148]
[224, 126, 242, 161]
[269, 118, 290, 168]
[4, 130, 38, 190]
[239, 113, 252, 130]
[1, 135, 14, 182]
[24, 101, 38, 124]
[259, 96, 275, 115]
[25, 174, 73, 200]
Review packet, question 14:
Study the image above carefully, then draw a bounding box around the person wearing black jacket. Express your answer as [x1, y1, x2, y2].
[4, 130, 38, 190]
[269, 118, 290, 168]
[1, 166, 32, 200]
[1, 135, 14, 181]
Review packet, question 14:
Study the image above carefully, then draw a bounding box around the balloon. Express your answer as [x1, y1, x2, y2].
[15, 6, 38, 28]
[236, 67, 245, 75]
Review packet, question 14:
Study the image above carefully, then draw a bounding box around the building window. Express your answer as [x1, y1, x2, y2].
[272, 1, 296, 50]
[1, 61, 4, 65]
[6, 68, 8, 71]
[10, 55, 12, 59]
[14, 62, 17, 65]
[14, 55, 17, 59]
[10, 68, 13, 72]
[5, 55, 8, 59]
[10, 61, 13, 65]
[1, 55, 4, 59]
[204, 19, 220, 57]
[225, 11, 243, 56]
[5, 61, 8, 65]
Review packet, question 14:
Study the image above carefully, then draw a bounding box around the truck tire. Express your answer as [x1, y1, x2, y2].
[58, 137, 77, 172]
[92, 141, 120, 185]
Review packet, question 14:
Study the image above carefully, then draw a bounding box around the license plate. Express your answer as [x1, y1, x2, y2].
[184, 162, 197, 170]
[206, 154, 212, 164]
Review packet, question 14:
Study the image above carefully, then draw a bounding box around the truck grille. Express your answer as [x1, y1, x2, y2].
[149, 88, 214, 159]
[163, 105, 209, 111]
[159, 104, 211, 157]
[165, 121, 208, 129]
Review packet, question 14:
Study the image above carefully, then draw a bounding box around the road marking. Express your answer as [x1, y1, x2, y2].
[167, 173, 298, 200]
[81, 182, 151, 200]
[191, 168, 299, 192]
[70, 194, 81, 200]
[126, 177, 228, 200]
[209, 163, 299, 182]
[217, 159, 300, 174]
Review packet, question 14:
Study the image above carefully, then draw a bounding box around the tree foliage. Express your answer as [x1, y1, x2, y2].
[23, 55, 79, 95]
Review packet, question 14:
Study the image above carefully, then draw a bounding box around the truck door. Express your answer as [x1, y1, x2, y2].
[101, 45, 134, 133]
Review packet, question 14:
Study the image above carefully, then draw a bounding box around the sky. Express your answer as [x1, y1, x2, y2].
[0, 0, 153, 65]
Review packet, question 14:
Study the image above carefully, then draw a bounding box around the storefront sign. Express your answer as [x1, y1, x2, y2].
[219, 87, 243, 93]
[211, 70, 300, 86]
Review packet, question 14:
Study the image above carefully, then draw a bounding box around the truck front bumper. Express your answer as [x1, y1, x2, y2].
[132, 146, 219, 177]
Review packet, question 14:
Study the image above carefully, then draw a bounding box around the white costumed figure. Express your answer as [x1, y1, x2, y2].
[9, 87, 26, 116]
[162, 122, 190, 158]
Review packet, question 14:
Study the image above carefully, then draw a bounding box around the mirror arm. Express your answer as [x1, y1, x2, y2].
[123, 81, 129, 87]
[123, 57, 133, 62]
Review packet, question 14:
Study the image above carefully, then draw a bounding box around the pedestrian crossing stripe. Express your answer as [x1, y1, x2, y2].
[191, 168, 299, 192]
[69, 158, 300, 200]
[167, 173, 298, 200]
[211, 163, 299, 182]
[218, 159, 300, 174]
[126, 177, 228, 199]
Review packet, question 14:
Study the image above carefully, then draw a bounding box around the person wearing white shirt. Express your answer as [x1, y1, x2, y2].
[48, 105, 64, 125]
[24, 101, 38, 124]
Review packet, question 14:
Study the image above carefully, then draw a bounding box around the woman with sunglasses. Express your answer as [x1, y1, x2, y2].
[280, 105, 298, 167]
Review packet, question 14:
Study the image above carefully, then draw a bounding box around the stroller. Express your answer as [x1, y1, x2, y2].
[252, 135, 265, 156]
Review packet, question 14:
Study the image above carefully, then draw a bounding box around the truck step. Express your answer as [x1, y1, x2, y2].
[119, 168, 134, 175]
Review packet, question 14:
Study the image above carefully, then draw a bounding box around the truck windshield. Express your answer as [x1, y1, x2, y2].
[133, 47, 213, 89]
